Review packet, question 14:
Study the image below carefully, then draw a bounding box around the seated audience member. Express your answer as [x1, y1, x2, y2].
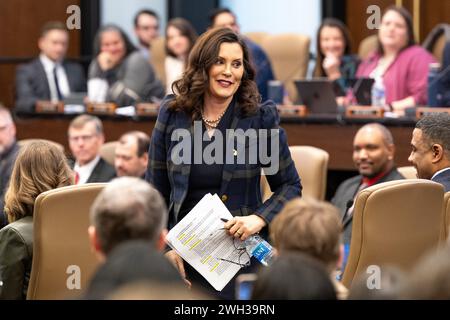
[114, 131, 149, 178]
[0, 105, 19, 228]
[133, 9, 160, 60]
[313, 18, 360, 96]
[355, 6, 436, 113]
[408, 113, 450, 191]
[15, 21, 86, 113]
[88, 177, 168, 262]
[85, 241, 189, 300]
[209, 8, 275, 102]
[68, 115, 115, 184]
[332, 123, 404, 246]
[164, 18, 198, 94]
[270, 197, 348, 299]
[0, 141, 72, 299]
[88, 24, 165, 107]
[251, 252, 337, 300]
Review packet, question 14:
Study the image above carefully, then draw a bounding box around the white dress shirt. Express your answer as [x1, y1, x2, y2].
[73, 155, 100, 185]
[40, 54, 70, 101]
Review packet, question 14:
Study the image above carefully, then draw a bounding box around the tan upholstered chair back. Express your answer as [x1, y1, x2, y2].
[150, 36, 166, 86]
[444, 192, 450, 239]
[358, 34, 378, 61]
[422, 23, 450, 64]
[244, 32, 269, 47]
[99, 141, 118, 166]
[18, 139, 64, 153]
[261, 146, 328, 201]
[397, 166, 418, 179]
[260, 33, 310, 103]
[27, 183, 106, 299]
[342, 179, 445, 289]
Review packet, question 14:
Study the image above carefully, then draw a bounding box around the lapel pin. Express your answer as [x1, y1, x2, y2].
[233, 149, 238, 156]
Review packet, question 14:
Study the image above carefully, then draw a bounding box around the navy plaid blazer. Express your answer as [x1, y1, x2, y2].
[145, 95, 301, 228]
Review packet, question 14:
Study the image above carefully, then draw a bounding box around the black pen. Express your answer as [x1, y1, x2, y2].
[220, 218, 229, 223]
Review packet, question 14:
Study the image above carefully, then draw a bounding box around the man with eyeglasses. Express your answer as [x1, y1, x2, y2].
[0, 105, 19, 228]
[68, 114, 115, 184]
[133, 9, 160, 60]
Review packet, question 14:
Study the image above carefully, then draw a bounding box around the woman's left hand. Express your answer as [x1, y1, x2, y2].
[224, 214, 267, 241]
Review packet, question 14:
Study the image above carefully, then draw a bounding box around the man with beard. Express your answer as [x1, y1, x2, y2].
[408, 113, 450, 192]
[331, 123, 404, 246]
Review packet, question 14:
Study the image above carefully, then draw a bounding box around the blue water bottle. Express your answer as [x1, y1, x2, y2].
[428, 63, 442, 107]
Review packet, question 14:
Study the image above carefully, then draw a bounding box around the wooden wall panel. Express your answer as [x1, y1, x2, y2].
[0, 0, 81, 108]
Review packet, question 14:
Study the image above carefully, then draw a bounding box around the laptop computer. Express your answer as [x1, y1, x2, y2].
[346, 78, 374, 105]
[294, 79, 338, 114]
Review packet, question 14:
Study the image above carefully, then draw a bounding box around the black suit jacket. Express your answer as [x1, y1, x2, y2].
[85, 158, 116, 183]
[331, 168, 405, 244]
[432, 168, 450, 192]
[15, 58, 86, 113]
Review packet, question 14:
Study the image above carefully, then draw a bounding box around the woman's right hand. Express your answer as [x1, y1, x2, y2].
[165, 250, 191, 288]
[97, 52, 115, 71]
[323, 54, 341, 80]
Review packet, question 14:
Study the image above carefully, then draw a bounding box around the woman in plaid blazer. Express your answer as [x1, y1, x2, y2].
[146, 28, 301, 297]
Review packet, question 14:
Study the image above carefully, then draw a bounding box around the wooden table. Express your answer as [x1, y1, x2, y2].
[15, 114, 416, 171]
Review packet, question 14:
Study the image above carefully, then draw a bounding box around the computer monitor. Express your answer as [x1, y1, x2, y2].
[294, 79, 338, 114]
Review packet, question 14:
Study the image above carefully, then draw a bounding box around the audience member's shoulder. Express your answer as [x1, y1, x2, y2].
[401, 45, 435, 59]
[126, 50, 151, 67]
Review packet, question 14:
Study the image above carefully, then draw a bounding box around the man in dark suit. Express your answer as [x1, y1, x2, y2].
[15, 21, 86, 113]
[332, 123, 405, 246]
[409, 113, 450, 192]
[0, 106, 20, 228]
[68, 115, 115, 184]
[114, 131, 149, 178]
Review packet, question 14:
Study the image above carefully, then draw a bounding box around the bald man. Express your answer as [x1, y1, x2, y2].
[332, 123, 405, 245]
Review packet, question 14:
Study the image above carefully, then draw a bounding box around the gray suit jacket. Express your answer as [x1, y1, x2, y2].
[432, 168, 450, 192]
[15, 58, 86, 113]
[331, 168, 405, 245]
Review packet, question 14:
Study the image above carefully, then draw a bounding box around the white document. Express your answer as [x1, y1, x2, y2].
[166, 193, 249, 291]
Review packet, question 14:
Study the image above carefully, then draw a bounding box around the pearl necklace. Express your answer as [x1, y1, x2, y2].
[201, 108, 227, 129]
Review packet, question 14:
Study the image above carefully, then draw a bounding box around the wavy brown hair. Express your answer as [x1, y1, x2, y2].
[168, 27, 260, 119]
[5, 141, 73, 222]
[313, 18, 352, 78]
[165, 18, 198, 58]
[377, 6, 416, 54]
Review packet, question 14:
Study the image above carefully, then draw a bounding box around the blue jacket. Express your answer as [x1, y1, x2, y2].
[145, 95, 301, 228]
[244, 38, 275, 102]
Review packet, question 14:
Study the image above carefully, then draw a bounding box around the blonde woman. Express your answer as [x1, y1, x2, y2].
[0, 141, 73, 299]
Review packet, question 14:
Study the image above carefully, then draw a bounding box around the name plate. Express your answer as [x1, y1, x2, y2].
[345, 105, 384, 118]
[416, 107, 450, 119]
[277, 105, 308, 117]
[136, 103, 159, 116]
[86, 102, 117, 115]
[35, 101, 64, 113]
